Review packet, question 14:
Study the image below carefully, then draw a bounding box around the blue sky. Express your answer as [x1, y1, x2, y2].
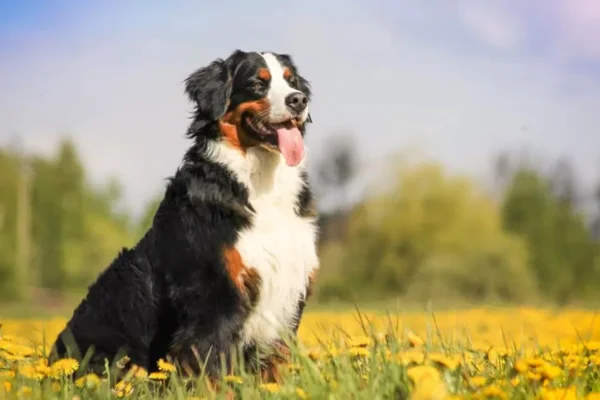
[1, 0, 599, 212]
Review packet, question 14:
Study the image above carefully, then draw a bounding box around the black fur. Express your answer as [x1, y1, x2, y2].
[50, 49, 315, 378]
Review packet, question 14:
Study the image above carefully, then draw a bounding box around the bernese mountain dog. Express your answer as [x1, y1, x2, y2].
[50, 49, 319, 380]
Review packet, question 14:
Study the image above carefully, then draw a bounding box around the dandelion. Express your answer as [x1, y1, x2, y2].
[513, 359, 528, 373]
[348, 346, 370, 357]
[50, 358, 79, 377]
[113, 380, 134, 398]
[157, 358, 176, 373]
[483, 385, 506, 399]
[540, 365, 562, 380]
[75, 373, 101, 389]
[525, 357, 545, 368]
[148, 372, 168, 381]
[539, 387, 578, 400]
[130, 365, 148, 379]
[18, 364, 45, 380]
[469, 376, 487, 388]
[259, 383, 280, 393]
[407, 332, 425, 347]
[296, 387, 308, 399]
[407, 366, 441, 384]
[3, 381, 11, 393]
[397, 350, 425, 365]
[428, 353, 460, 370]
[224, 375, 243, 384]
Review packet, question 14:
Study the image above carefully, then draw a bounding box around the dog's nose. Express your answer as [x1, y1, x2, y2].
[285, 92, 308, 114]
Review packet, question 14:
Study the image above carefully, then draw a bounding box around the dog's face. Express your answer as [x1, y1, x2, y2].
[185, 50, 312, 167]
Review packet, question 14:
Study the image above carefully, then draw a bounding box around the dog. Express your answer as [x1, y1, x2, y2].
[50, 50, 319, 380]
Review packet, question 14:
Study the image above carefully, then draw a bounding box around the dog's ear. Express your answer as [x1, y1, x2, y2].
[185, 59, 232, 121]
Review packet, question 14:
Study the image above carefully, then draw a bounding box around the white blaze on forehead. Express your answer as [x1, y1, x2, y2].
[260, 52, 300, 122]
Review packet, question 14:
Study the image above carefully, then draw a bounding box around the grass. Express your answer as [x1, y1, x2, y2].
[2, 306, 600, 399]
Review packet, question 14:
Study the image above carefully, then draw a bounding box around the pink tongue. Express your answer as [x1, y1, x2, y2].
[274, 123, 304, 167]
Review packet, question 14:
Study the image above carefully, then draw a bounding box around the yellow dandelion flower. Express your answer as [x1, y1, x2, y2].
[224, 375, 243, 384]
[348, 346, 370, 357]
[113, 380, 134, 398]
[259, 383, 280, 393]
[539, 387, 577, 400]
[428, 353, 460, 370]
[348, 336, 372, 348]
[157, 358, 176, 373]
[590, 355, 600, 365]
[586, 394, 600, 400]
[407, 332, 425, 347]
[130, 365, 148, 379]
[50, 358, 79, 377]
[540, 365, 562, 380]
[18, 364, 45, 380]
[513, 360, 528, 373]
[525, 371, 542, 382]
[510, 377, 520, 387]
[585, 341, 600, 352]
[148, 372, 168, 381]
[3, 381, 11, 393]
[407, 365, 441, 384]
[75, 373, 101, 388]
[410, 377, 448, 400]
[296, 387, 308, 399]
[525, 357, 545, 368]
[482, 385, 506, 399]
[469, 376, 487, 388]
[397, 350, 425, 365]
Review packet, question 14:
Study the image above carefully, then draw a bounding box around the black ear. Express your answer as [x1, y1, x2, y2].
[185, 59, 232, 121]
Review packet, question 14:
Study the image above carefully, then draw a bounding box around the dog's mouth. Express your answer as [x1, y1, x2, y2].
[242, 115, 304, 167]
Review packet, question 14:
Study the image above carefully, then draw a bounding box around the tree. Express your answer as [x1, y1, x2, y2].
[501, 162, 597, 303]
[0, 149, 23, 299]
[317, 160, 535, 304]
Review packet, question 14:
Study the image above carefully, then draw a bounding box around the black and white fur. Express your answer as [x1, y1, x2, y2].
[50, 49, 319, 379]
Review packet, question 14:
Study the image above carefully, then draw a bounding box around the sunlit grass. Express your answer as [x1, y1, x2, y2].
[1, 307, 600, 399]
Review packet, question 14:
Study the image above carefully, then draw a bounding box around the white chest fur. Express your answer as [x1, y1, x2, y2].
[207, 142, 319, 352]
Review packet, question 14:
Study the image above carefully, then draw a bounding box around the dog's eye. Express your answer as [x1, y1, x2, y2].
[252, 81, 267, 91]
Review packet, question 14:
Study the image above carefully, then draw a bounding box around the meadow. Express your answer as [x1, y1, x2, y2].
[1, 307, 600, 399]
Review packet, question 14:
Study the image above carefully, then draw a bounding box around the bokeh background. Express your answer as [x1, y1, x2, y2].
[1, 0, 600, 316]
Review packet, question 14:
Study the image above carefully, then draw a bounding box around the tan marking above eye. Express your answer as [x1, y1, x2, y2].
[283, 67, 292, 79]
[258, 68, 271, 81]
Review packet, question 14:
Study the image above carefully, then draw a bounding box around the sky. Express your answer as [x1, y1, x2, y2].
[1, 0, 599, 214]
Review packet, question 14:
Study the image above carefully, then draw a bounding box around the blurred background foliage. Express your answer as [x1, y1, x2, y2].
[1, 133, 600, 311]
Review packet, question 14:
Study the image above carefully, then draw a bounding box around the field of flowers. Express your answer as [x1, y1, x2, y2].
[1, 307, 600, 399]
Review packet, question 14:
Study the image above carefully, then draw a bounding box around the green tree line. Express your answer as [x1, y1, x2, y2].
[1, 137, 600, 306]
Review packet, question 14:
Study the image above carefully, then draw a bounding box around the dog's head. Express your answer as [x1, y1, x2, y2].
[185, 50, 312, 167]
